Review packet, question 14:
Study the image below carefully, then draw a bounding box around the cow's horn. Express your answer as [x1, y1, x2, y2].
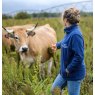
[26, 27, 35, 32]
[26, 23, 38, 32]
[6, 29, 14, 33]
[2, 26, 14, 33]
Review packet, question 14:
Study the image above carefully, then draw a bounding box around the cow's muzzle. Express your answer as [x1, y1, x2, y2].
[19, 45, 29, 53]
[22, 47, 28, 52]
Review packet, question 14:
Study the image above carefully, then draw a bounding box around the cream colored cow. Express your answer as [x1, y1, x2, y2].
[5, 24, 57, 76]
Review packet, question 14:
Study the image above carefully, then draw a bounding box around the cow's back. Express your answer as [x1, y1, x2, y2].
[28, 24, 57, 63]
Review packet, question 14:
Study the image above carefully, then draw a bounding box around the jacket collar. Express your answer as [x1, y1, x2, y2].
[64, 24, 78, 34]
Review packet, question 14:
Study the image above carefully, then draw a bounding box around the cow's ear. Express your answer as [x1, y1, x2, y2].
[9, 33, 15, 38]
[5, 33, 15, 39]
[5, 29, 15, 39]
[27, 31, 36, 36]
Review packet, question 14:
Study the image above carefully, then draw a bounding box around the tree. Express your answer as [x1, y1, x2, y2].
[14, 12, 31, 19]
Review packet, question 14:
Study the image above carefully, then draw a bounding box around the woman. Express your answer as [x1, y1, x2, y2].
[51, 8, 86, 95]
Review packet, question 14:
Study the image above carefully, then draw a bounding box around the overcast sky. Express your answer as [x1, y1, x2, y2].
[2, 0, 92, 13]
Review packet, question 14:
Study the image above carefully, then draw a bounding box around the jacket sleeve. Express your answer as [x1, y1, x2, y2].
[67, 34, 84, 73]
[56, 40, 62, 49]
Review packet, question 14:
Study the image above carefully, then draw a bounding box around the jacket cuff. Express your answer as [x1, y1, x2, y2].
[56, 42, 60, 49]
[66, 68, 69, 74]
[67, 65, 72, 73]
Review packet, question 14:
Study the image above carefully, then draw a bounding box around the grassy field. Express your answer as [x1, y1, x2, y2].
[2, 16, 93, 95]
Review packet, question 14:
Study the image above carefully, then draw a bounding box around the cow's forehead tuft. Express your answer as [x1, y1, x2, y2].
[14, 28, 28, 38]
[14, 28, 26, 33]
[16, 28, 26, 31]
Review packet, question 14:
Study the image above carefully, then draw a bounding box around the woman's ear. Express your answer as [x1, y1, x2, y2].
[64, 18, 67, 27]
[64, 18, 71, 27]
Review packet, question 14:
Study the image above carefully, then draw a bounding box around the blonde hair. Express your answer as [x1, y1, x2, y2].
[63, 7, 80, 24]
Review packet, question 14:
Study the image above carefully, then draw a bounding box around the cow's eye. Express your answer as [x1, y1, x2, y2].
[15, 36, 19, 40]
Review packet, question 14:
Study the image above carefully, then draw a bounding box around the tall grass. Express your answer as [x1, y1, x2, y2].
[2, 16, 93, 95]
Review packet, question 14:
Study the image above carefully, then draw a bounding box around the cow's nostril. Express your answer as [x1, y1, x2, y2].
[22, 47, 28, 52]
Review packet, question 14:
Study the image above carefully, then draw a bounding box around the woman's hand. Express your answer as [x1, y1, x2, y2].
[51, 44, 57, 52]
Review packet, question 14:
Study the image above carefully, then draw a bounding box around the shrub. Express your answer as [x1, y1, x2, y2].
[2, 14, 12, 19]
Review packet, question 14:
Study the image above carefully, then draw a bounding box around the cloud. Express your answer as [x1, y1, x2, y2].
[2, 0, 92, 13]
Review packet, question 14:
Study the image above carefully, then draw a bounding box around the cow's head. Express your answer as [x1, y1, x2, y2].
[5, 25, 36, 53]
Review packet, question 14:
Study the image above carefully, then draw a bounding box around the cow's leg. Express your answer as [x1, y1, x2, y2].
[21, 61, 31, 83]
[17, 52, 20, 69]
[36, 55, 44, 80]
[39, 63, 45, 79]
[48, 58, 53, 76]
[21, 61, 29, 81]
[21, 61, 26, 80]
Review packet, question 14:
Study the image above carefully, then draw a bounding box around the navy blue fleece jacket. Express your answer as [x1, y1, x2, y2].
[56, 24, 86, 81]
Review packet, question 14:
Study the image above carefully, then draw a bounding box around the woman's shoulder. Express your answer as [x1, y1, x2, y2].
[70, 28, 83, 37]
